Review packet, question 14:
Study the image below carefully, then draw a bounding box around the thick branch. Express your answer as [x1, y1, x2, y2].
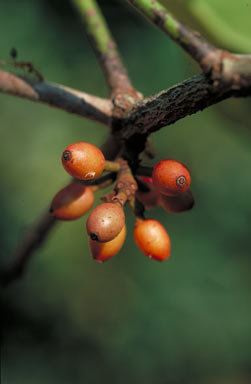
[113, 71, 251, 140]
[0, 69, 112, 125]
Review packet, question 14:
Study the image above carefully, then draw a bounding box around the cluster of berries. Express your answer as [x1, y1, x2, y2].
[50, 142, 193, 263]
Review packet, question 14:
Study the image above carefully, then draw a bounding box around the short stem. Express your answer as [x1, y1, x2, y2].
[75, 172, 116, 186]
[104, 160, 121, 173]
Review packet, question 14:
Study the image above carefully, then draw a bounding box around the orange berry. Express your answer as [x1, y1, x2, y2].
[89, 225, 126, 262]
[86, 202, 125, 242]
[152, 159, 191, 196]
[136, 177, 160, 209]
[160, 189, 194, 213]
[62, 142, 105, 180]
[50, 182, 94, 220]
[134, 219, 171, 262]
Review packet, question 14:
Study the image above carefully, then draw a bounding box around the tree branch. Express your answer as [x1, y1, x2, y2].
[113, 70, 251, 140]
[0, 212, 57, 286]
[0, 69, 112, 125]
[127, 0, 216, 71]
[128, 0, 251, 81]
[73, 0, 135, 95]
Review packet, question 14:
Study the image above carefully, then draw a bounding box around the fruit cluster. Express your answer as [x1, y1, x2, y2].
[50, 142, 193, 263]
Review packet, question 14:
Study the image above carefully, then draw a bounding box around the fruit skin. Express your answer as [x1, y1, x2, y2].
[136, 177, 160, 209]
[152, 159, 191, 196]
[134, 219, 171, 262]
[62, 142, 105, 180]
[86, 202, 125, 243]
[50, 182, 94, 220]
[160, 188, 194, 213]
[89, 225, 126, 262]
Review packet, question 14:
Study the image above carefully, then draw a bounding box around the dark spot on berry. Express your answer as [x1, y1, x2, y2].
[90, 232, 99, 241]
[176, 175, 186, 187]
[63, 150, 71, 161]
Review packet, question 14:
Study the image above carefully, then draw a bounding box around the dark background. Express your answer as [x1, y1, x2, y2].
[1, 1, 251, 383]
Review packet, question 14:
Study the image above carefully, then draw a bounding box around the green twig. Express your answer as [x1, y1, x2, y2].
[73, 0, 134, 95]
[127, 0, 218, 72]
[104, 160, 121, 173]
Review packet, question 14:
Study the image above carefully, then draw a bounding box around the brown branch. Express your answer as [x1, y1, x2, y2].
[0, 69, 112, 125]
[0, 212, 57, 286]
[113, 69, 251, 140]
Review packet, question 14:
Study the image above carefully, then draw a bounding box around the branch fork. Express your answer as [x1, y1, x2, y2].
[101, 159, 138, 207]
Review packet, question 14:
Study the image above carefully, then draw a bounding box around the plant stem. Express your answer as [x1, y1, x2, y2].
[104, 160, 121, 173]
[127, 0, 216, 71]
[73, 0, 134, 95]
[111, 159, 138, 207]
[0, 69, 112, 125]
[1, 212, 57, 286]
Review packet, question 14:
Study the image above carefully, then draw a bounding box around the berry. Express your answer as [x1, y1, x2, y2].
[62, 142, 105, 180]
[160, 189, 194, 213]
[134, 219, 171, 262]
[86, 202, 125, 242]
[50, 182, 94, 220]
[152, 159, 191, 196]
[89, 225, 126, 262]
[136, 177, 160, 209]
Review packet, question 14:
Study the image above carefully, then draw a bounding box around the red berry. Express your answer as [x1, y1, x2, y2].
[50, 182, 94, 220]
[86, 203, 125, 242]
[62, 142, 105, 180]
[160, 188, 194, 213]
[134, 219, 171, 262]
[89, 225, 126, 262]
[136, 177, 160, 209]
[152, 159, 191, 196]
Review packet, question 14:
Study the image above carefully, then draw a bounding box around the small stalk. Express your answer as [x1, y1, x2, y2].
[104, 160, 121, 173]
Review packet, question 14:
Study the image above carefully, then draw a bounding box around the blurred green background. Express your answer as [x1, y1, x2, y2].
[1, 1, 251, 383]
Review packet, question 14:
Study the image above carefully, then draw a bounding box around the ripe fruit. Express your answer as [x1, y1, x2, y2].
[86, 202, 125, 242]
[50, 182, 94, 220]
[136, 177, 160, 209]
[89, 225, 126, 262]
[134, 219, 171, 261]
[62, 142, 105, 180]
[160, 189, 194, 213]
[152, 159, 191, 196]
